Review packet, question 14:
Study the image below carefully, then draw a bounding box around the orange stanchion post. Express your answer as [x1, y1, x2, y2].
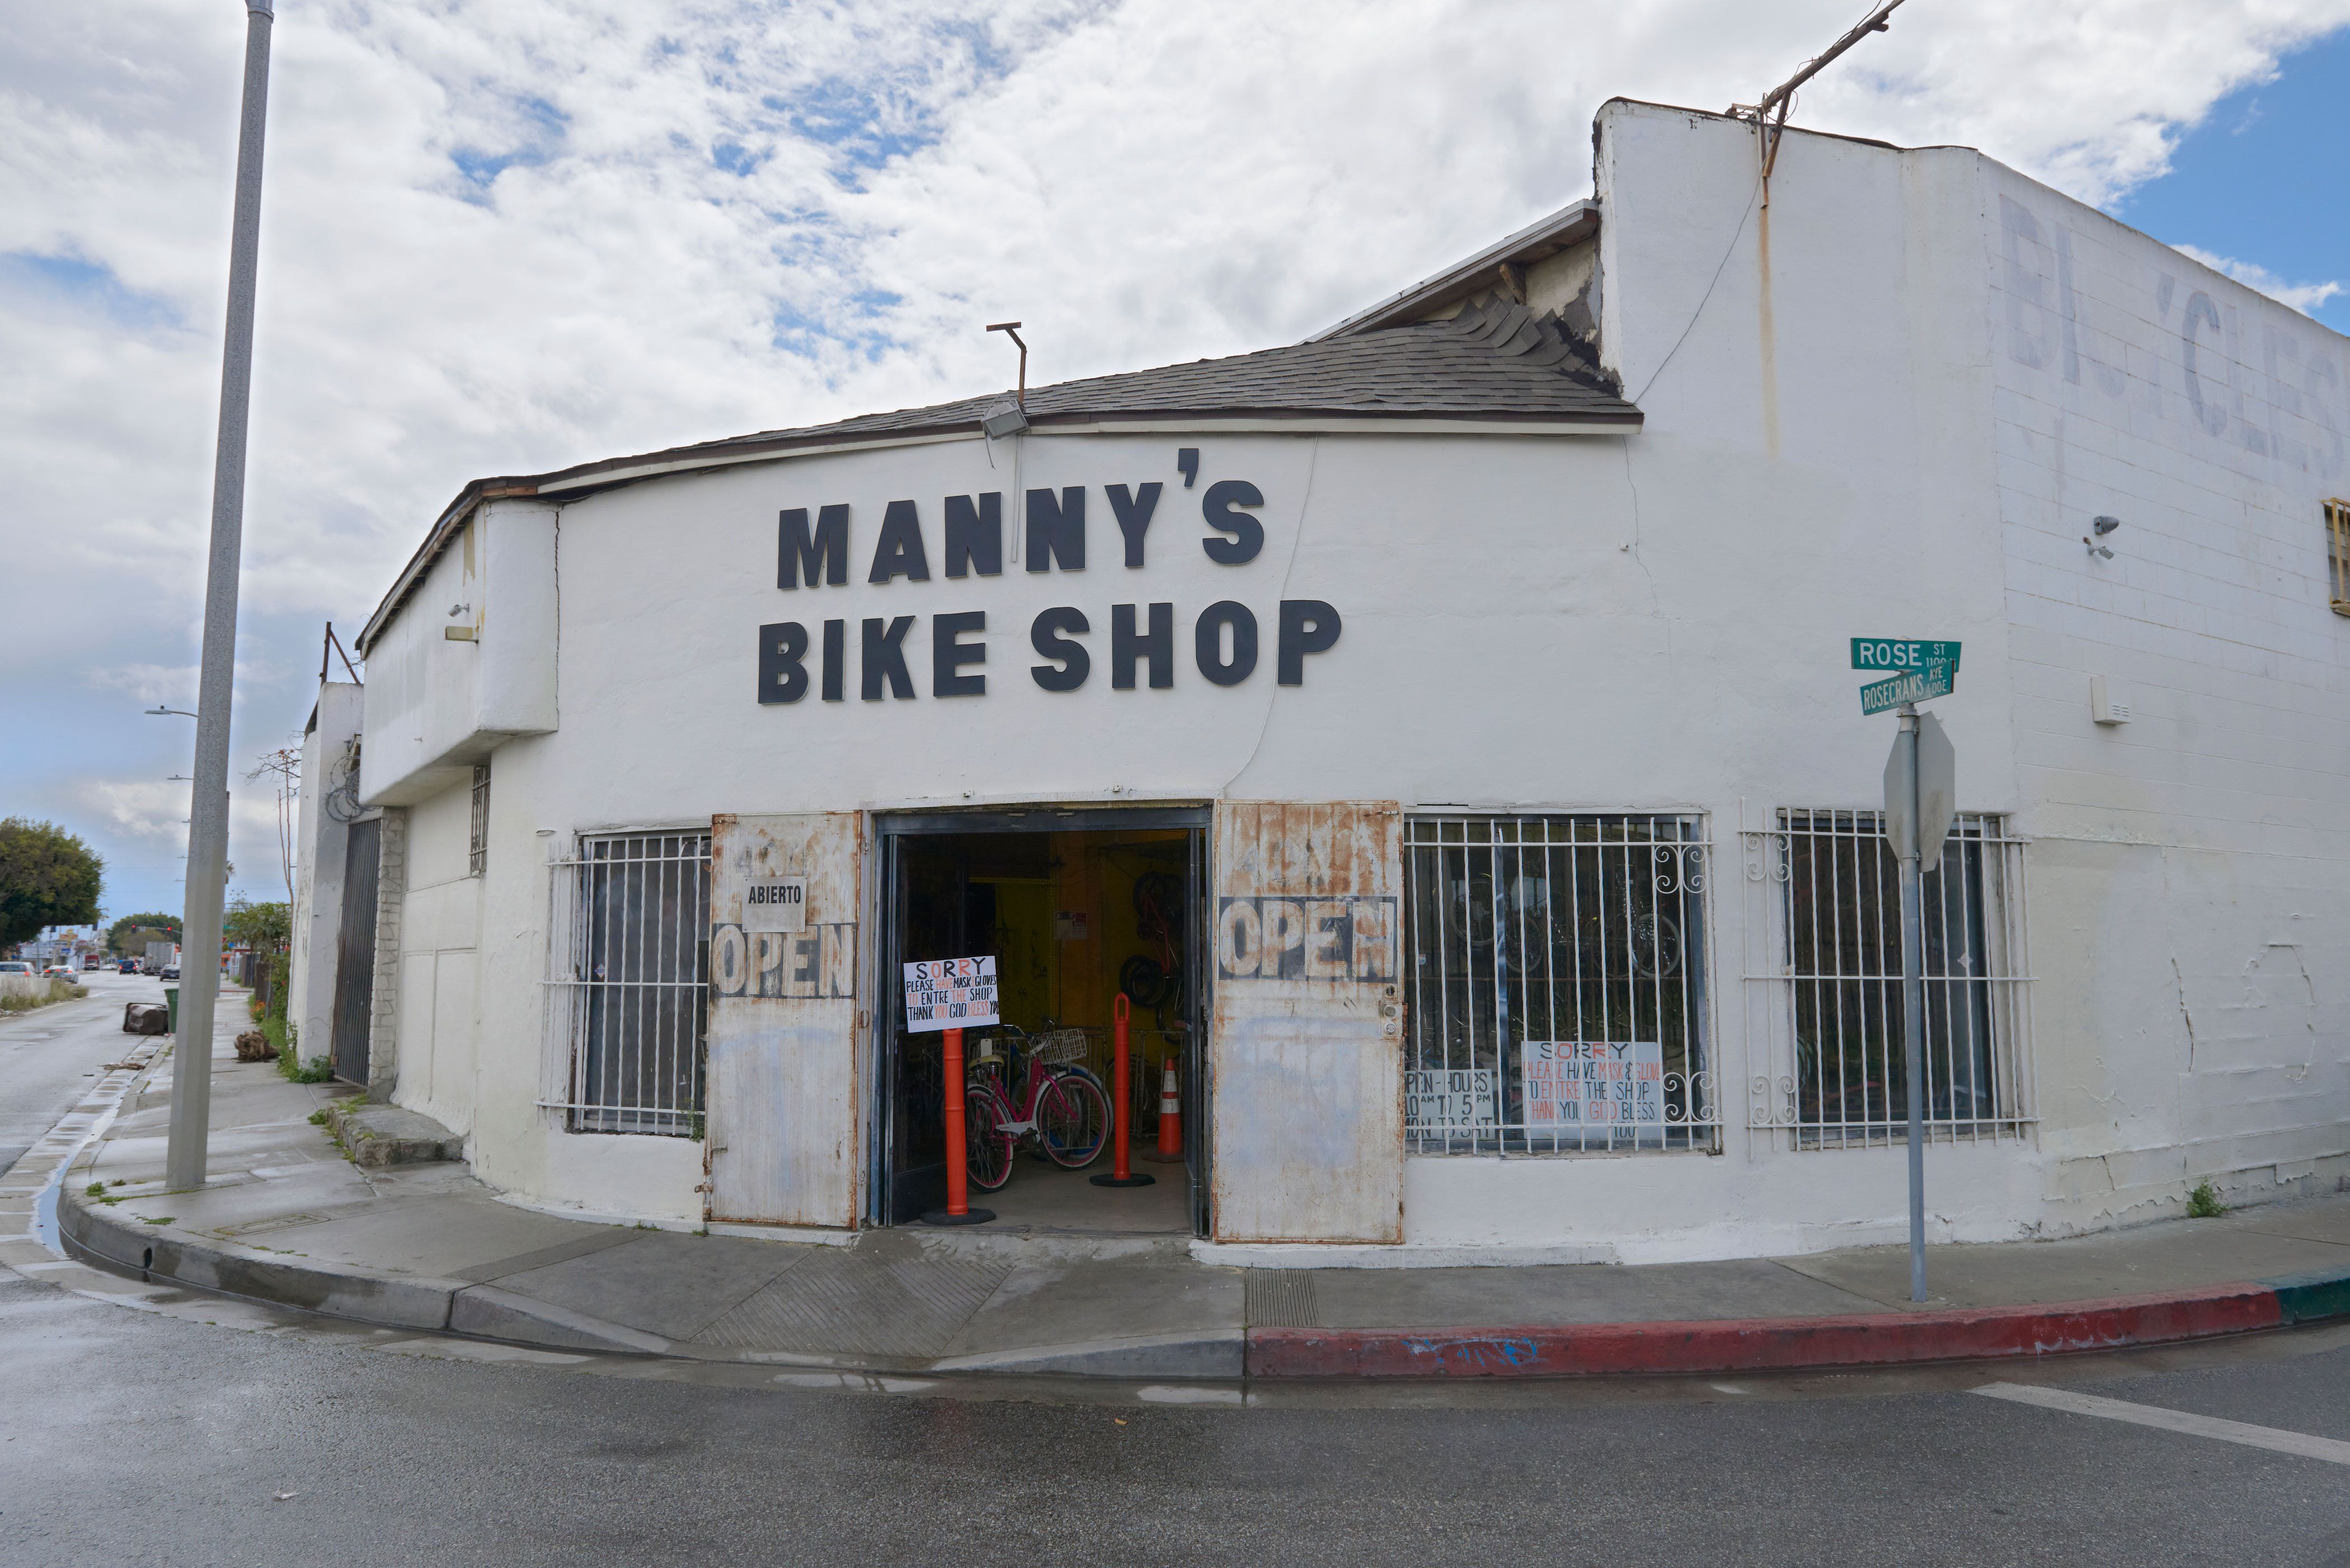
[1092, 993, 1155, 1187]
[944, 1026, 969, 1213]
[923, 1026, 994, 1225]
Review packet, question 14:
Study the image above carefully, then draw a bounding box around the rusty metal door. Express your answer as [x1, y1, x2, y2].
[1210, 801, 1405, 1243]
[705, 813, 864, 1228]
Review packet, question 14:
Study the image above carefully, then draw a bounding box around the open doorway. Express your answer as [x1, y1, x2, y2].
[873, 807, 1209, 1234]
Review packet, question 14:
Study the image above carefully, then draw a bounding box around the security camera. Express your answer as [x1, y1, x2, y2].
[2092, 515, 2121, 536]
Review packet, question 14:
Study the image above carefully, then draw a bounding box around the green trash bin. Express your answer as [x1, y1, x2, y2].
[165, 986, 179, 1035]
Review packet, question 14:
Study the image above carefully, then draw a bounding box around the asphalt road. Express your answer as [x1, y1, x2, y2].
[6, 1244, 2350, 1566]
[0, 969, 161, 1172]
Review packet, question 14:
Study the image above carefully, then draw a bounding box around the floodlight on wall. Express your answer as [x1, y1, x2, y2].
[981, 403, 1029, 439]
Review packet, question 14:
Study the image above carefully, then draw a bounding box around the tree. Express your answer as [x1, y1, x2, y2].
[224, 898, 290, 952]
[107, 912, 183, 956]
[0, 818, 103, 948]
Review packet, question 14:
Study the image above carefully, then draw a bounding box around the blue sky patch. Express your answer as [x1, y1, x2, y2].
[2111, 27, 2349, 331]
[0, 252, 183, 333]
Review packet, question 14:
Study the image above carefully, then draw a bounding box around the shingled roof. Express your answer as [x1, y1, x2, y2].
[361, 299, 1638, 649]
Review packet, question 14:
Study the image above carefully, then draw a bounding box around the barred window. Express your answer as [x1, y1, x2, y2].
[542, 832, 711, 1136]
[2327, 498, 2350, 613]
[1742, 810, 2033, 1148]
[469, 762, 491, 877]
[1402, 814, 1716, 1153]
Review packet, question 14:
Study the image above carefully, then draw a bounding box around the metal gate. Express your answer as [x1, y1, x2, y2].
[330, 816, 379, 1085]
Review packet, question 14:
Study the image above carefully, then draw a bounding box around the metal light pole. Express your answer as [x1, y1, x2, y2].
[167, 0, 275, 1193]
[1893, 704, 1928, 1302]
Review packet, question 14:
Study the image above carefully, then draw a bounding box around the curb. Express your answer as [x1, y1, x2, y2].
[1243, 1277, 2350, 1379]
[49, 1114, 2350, 1383]
[57, 1185, 1243, 1378]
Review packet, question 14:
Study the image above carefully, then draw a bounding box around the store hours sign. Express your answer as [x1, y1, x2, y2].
[754, 466, 1343, 706]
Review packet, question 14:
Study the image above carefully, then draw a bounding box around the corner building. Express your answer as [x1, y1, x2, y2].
[286, 100, 2350, 1264]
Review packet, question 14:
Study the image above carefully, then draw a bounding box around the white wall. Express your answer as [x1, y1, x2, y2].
[1981, 160, 2350, 1223]
[361, 501, 558, 808]
[389, 777, 481, 1134]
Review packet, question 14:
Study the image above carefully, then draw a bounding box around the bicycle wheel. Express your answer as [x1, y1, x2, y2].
[1035, 1070, 1110, 1169]
[963, 1082, 1015, 1191]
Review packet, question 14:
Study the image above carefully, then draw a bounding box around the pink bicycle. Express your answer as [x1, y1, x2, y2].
[962, 1025, 1111, 1190]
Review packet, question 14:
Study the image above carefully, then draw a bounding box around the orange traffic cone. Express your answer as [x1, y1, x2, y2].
[1145, 1055, 1183, 1161]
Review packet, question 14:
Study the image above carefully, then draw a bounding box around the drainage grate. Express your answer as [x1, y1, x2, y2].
[1245, 1269, 1319, 1327]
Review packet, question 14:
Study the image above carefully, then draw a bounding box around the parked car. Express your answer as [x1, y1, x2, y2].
[158, 964, 181, 980]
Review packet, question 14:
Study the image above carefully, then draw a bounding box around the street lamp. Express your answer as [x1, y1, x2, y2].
[147, 707, 199, 719]
[167, 0, 276, 1195]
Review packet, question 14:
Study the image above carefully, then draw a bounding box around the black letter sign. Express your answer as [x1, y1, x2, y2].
[932, 611, 986, 697]
[1025, 487, 1086, 573]
[1276, 600, 1341, 685]
[1113, 602, 1174, 690]
[1107, 482, 1161, 568]
[759, 621, 809, 703]
[862, 616, 915, 700]
[944, 493, 1003, 578]
[779, 505, 849, 588]
[868, 500, 931, 584]
[1200, 479, 1263, 564]
[1031, 608, 1090, 691]
[1195, 601, 1258, 686]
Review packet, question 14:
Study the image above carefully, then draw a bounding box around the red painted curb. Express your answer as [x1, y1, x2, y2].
[1246, 1284, 2285, 1379]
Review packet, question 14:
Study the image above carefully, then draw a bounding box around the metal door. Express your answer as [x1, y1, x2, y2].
[705, 813, 864, 1228]
[1210, 801, 1406, 1243]
[330, 817, 379, 1085]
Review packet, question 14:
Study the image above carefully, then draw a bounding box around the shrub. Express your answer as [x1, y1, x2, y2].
[2187, 1181, 2226, 1218]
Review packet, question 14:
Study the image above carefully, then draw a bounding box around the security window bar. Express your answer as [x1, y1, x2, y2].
[1742, 810, 2034, 1148]
[469, 763, 491, 877]
[1403, 814, 1716, 1154]
[2328, 499, 2350, 614]
[540, 832, 711, 1136]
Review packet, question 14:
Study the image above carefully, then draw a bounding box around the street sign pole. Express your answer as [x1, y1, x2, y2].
[167, 0, 274, 1194]
[1893, 704, 1928, 1302]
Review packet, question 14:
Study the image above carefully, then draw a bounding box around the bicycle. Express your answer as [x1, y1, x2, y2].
[962, 1024, 1112, 1190]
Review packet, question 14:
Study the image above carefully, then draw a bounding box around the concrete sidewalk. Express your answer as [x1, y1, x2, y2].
[47, 1031, 2350, 1381]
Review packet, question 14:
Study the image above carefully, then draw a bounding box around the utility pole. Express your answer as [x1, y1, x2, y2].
[168, 0, 275, 1193]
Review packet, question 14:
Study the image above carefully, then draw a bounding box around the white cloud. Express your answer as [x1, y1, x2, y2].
[7, 0, 2349, 914]
[2172, 242, 2344, 315]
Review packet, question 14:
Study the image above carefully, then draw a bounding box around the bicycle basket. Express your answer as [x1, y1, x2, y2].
[1028, 1027, 1093, 1066]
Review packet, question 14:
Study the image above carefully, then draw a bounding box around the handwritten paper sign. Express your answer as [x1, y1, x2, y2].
[1405, 1068, 1498, 1132]
[1522, 1041, 1664, 1128]
[902, 955, 999, 1033]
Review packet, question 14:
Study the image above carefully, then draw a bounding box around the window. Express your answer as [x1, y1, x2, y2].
[1742, 810, 2033, 1148]
[542, 832, 711, 1136]
[2328, 499, 2350, 614]
[468, 762, 491, 877]
[1402, 814, 1716, 1153]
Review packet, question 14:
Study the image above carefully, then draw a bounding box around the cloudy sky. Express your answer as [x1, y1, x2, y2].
[5, 0, 2348, 925]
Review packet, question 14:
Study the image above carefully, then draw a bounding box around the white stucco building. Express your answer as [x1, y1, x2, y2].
[286, 100, 2350, 1265]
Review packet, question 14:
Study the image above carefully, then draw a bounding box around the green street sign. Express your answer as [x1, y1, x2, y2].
[1860, 661, 1954, 715]
[1851, 638, 1961, 674]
